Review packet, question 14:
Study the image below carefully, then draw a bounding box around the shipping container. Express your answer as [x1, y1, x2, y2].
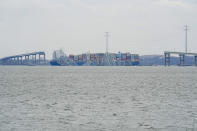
[82, 54, 87, 61]
[131, 54, 139, 61]
[69, 55, 74, 60]
[90, 53, 95, 57]
[117, 52, 121, 59]
[95, 53, 104, 57]
[121, 53, 127, 61]
[131, 54, 135, 60]
[126, 56, 131, 60]
[78, 55, 83, 61]
[74, 55, 78, 61]
[90, 54, 95, 61]
[134, 54, 139, 59]
[122, 53, 127, 57]
[126, 52, 131, 56]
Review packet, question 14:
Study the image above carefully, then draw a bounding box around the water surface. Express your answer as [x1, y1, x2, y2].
[0, 66, 197, 131]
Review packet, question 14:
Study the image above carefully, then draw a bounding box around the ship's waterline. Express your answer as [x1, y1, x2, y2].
[0, 66, 197, 131]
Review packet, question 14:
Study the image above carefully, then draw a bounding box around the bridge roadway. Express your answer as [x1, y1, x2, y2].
[0, 51, 45, 65]
[164, 51, 197, 66]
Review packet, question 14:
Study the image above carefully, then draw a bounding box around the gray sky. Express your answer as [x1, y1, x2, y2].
[0, 0, 197, 58]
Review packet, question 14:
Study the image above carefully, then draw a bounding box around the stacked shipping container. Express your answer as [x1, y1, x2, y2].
[64, 52, 139, 66]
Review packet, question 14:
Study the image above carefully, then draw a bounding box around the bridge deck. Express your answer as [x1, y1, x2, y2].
[1, 51, 45, 60]
[164, 51, 197, 66]
[164, 51, 197, 56]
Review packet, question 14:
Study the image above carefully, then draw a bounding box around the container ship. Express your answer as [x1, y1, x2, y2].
[50, 50, 139, 66]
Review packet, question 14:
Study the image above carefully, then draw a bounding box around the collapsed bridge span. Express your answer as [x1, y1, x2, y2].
[0, 52, 46, 65]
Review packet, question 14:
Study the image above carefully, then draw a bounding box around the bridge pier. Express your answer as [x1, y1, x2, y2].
[25, 55, 29, 64]
[43, 54, 46, 64]
[179, 54, 185, 66]
[15, 57, 18, 64]
[34, 54, 36, 64]
[20, 56, 23, 64]
[31, 54, 36, 64]
[164, 53, 170, 66]
[12, 58, 15, 64]
[39, 54, 40, 64]
[24, 56, 27, 63]
[28, 55, 30, 64]
[17, 57, 19, 65]
[165, 51, 197, 66]
[11, 57, 15, 65]
[11, 57, 15, 64]
[7, 58, 11, 64]
[38, 53, 45, 64]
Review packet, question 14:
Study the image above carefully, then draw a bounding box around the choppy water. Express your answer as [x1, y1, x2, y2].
[0, 66, 197, 131]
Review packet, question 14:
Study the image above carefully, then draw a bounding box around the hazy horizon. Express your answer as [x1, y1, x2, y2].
[1, 0, 197, 59]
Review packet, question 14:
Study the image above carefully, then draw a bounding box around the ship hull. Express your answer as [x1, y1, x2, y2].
[50, 60, 61, 66]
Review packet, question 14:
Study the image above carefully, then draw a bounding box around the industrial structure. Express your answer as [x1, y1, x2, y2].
[184, 25, 189, 53]
[163, 25, 197, 66]
[0, 52, 46, 65]
[50, 50, 139, 66]
[164, 51, 197, 66]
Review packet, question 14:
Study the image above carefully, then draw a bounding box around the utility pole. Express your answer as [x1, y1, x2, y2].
[105, 32, 109, 54]
[105, 32, 110, 65]
[184, 25, 189, 53]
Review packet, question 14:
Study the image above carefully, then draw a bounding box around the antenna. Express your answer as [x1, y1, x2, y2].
[105, 32, 109, 53]
[184, 25, 189, 53]
[104, 32, 110, 65]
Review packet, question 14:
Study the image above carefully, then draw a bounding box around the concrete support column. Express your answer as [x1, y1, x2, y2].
[9, 58, 12, 64]
[11, 58, 14, 64]
[195, 56, 197, 66]
[17, 57, 19, 65]
[14, 58, 16, 64]
[164, 53, 170, 66]
[24, 56, 27, 64]
[28, 55, 29, 62]
[25, 55, 28, 64]
[29, 55, 33, 63]
[15, 57, 17, 64]
[13, 57, 16, 65]
[26, 55, 29, 64]
[34, 54, 36, 64]
[164, 53, 167, 66]
[44, 54, 45, 62]
[8, 58, 11, 64]
[39, 54, 40, 64]
[32, 55, 35, 63]
[20, 56, 23, 64]
[179, 54, 185, 66]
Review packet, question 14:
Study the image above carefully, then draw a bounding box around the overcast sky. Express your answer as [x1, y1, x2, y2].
[0, 0, 197, 58]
